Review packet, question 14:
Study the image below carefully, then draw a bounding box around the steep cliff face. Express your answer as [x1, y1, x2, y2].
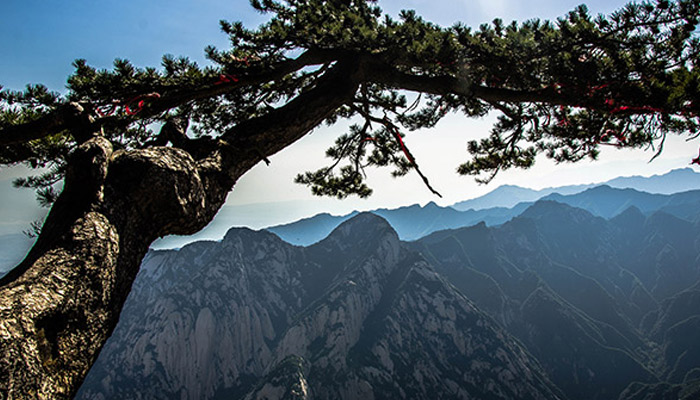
[76, 227, 307, 400]
[77, 213, 561, 400]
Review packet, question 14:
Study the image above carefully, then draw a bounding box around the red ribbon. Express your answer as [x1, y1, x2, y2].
[215, 74, 239, 85]
[124, 93, 161, 116]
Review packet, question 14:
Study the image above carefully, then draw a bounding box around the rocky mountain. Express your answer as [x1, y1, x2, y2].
[410, 200, 700, 400]
[76, 192, 700, 400]
[77, 214, 562, 400]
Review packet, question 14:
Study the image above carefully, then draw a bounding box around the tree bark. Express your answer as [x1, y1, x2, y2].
[0, 136, 239, 399]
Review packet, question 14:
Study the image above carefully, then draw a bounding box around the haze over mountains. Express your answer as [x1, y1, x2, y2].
[1, 168, 699, 275]
[267, 168, 700, 246]
[452, 167, 700, 211]
[69, 168, 700, 400]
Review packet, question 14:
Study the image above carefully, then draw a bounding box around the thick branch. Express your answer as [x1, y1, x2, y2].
[222, 55, 364, 165]
[0, 102, 91, 145]
[366, 61, 674, 115]
[134, 49, 341, 119]
[0, 50, 339, 146]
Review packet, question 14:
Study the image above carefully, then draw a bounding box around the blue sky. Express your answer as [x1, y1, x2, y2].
[1, 0, 697, 239]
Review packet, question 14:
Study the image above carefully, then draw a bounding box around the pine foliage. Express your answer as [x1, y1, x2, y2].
[1, 0, 699, 199]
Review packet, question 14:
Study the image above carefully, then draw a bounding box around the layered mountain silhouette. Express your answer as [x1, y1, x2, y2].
[267, 171, 700, 246]
[267, 202, 530, 245]
[452, 167, 700, 211]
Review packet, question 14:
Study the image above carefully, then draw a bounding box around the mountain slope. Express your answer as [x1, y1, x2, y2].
[77, 214, 562, 400]
[410, 208, 656, 400]
[410, 199, 700, 400]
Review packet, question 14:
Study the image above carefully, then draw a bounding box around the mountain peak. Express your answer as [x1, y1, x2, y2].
[423, 201, 440, 209]
[321, 212, 398, 248]
[610, 205, 645, 226]
[223, 226, 279, 244]
[519, 200, 598, 225]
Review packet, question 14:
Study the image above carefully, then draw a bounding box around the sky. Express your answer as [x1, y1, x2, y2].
[1, 0, 698, 241]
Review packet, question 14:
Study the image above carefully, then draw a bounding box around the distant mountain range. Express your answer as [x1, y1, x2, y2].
[0, 168, 700, 276]
[267, 202, 531, 246]
[267, 170, 700, 246]
[3, 168, 700, 274]
[542, 185, 700, 220]
[452, 167, 700, 211]
[77, 199, 700, 399]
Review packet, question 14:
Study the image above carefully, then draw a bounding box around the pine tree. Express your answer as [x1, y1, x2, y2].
[0, 0, 698, 398]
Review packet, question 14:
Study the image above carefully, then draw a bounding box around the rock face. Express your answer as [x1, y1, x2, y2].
[77, 213, 561, 400]
[77, 199, 700, 400]
[411, 200, 700, 400]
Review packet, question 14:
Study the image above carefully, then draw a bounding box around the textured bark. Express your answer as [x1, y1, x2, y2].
[0, 59, 361, 399]
[0, 136, 239, 399]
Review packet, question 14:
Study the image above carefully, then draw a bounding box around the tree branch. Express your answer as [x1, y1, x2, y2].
[365, 60, 677, 115]
[0, 102, 91, 146]
[0, 50, 340, 146]
[223, 55, 364, 163]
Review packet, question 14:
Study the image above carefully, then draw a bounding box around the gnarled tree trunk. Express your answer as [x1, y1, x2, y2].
[0, 136, 242, 399]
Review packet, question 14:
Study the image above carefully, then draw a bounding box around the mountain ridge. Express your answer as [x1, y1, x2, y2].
[78, 213, 562, 400]
[265, 175, 700, 247]
[75, 196, 700, 400]
[452, 167, 700, 211]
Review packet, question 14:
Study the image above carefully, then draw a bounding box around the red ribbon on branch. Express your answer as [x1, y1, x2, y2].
[95, 93, 161, 117]
[691, 148, 700, 166]
[214, 74, 239, 85]
[389, 126, 415, 164]
[124, 93, 161, 115]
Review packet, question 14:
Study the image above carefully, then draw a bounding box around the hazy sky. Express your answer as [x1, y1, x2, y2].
[1, 0, 698, 236]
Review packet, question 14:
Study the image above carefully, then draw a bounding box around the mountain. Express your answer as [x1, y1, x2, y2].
[76, 196, 700, 400]
[267, 201, 530, 246]
[77, 214, 562, 400]
[451, 183, 592, 211]
[265, 211, 358, 246]
[266, 169, 700, 248]
[410, 200, 700, 400]
[267, 186, 700, 247]
[541, 185, 700, 220]
[451, 168, 700, 212]
[606, 168, 700, 194]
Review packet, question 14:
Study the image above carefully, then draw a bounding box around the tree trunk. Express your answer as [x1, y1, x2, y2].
[0, 136, 242, 399]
